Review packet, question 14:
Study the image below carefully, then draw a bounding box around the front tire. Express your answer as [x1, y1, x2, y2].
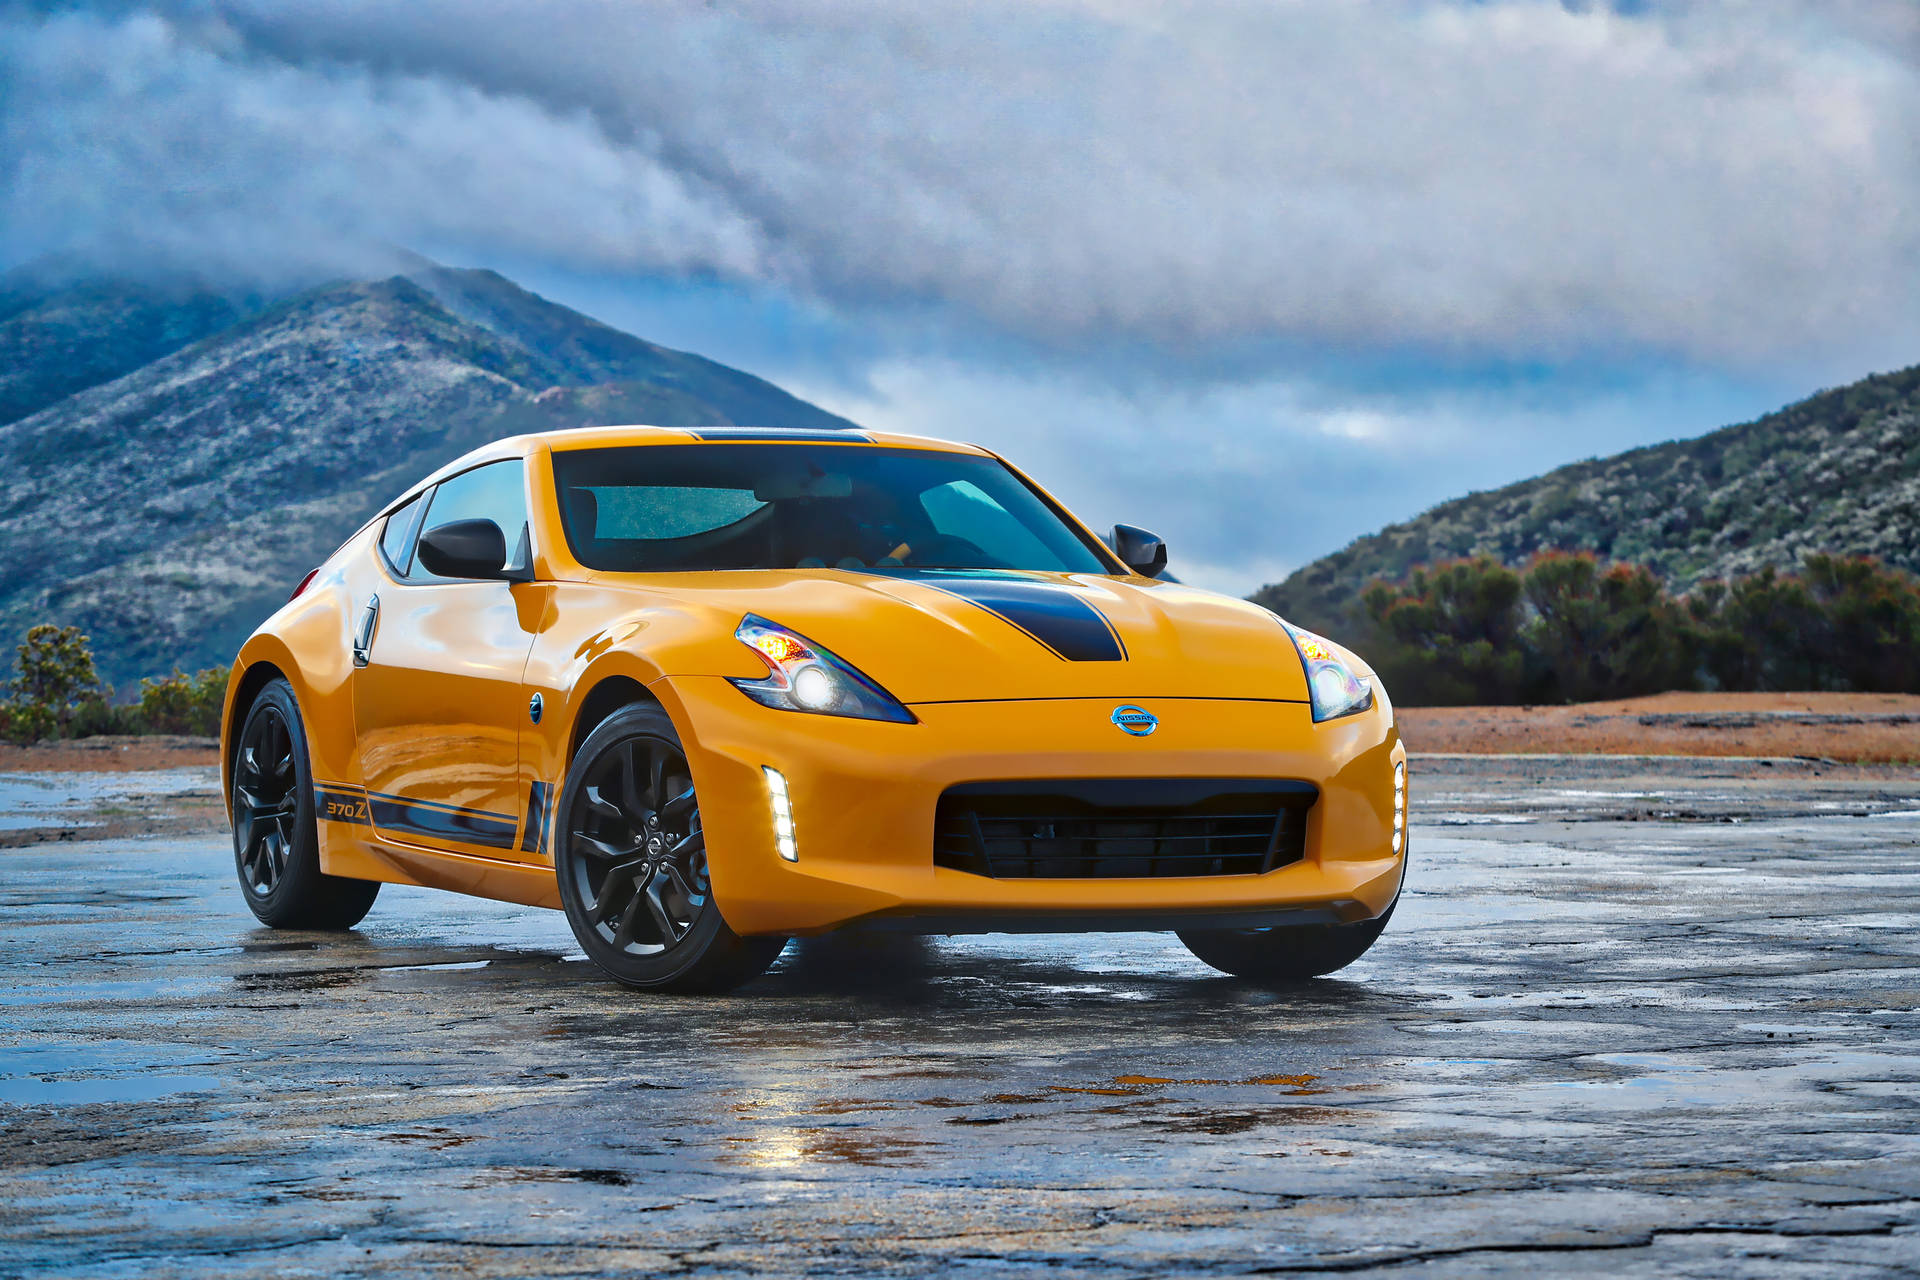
[1179, 901, 1395, 982]
[231, 678, 379, 929]
[555, 703, 785, 993]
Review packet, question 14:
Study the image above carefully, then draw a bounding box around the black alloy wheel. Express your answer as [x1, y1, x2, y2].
[234, 702, 297, 896]
[571, 735, 708, 955]
[230, 678, 380, 929]
[555, 703, 786, 992]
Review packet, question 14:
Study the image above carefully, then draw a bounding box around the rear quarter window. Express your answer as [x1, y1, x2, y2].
[378, 493, 424, 575]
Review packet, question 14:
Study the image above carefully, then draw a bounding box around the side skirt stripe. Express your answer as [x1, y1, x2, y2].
[521, 781, 551, 855]
[313, 782, 519, 851]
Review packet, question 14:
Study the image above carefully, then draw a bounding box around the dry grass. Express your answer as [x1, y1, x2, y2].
[1399, 691, 1920, 763]
[0, 735, 218, 773]
[6, 696, 1919, 772]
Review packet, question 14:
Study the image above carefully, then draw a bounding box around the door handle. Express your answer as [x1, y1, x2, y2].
[352, 595, 380, 667]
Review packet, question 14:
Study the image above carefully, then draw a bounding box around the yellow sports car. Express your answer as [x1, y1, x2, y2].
[222, 425, 1406, 992]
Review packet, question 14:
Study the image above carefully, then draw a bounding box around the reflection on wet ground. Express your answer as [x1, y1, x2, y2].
[1, 758, 1918, 1275]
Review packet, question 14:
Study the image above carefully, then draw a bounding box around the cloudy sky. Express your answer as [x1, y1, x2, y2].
[5, 1, 1917, 593]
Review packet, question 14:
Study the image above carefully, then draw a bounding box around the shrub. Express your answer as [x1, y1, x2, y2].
[1337, 552, 1920, 704]
[1359, 558, 1530, 705]
[4, 624, 110, 743]
[1522, 553, 1693, 701]
[135, 668, 228, 736]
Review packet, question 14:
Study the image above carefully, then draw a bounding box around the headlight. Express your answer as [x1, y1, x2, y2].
[731, 615, 916, 723]
[1283, 622, 1374, 723]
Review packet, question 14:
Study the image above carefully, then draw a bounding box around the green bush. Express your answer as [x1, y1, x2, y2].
[4, 624, 111, 744]
[1, 625, 229, 743]
[1523, 554, 1693, 701]
[135, 668, 228, 736]
[1360, 558, 1529, 705]
[1341, 553, 1920, 705]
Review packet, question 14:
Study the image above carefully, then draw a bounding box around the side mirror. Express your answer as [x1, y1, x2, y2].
[416, 519, 530, 582]
[1109, 523, 1169, 578]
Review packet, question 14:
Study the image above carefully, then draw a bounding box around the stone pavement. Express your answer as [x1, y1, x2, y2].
[2, 758, 1917, 1276]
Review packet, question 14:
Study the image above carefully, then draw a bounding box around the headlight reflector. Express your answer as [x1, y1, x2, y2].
[1283, 623, 1374, 723]
[732, 615, 916, 723]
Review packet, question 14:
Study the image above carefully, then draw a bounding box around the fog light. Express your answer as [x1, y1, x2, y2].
[764, 767, 798, 862]
[1391, 760, 1407, 854]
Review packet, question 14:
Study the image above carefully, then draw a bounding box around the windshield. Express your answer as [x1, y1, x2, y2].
[550, 444, 1116, 575]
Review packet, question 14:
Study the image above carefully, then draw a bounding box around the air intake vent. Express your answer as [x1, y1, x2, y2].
[934, 778, 1316, 880]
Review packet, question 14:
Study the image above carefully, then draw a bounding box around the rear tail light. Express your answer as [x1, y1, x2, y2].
[289, 568, 319, 601]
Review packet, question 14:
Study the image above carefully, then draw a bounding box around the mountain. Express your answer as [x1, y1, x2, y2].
[1253, 363, 1920, 631]
[0, 272, 255, 427]
[0, 263, 857, 689]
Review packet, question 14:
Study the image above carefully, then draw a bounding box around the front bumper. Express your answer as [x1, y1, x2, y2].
[653, 676, 1406, 937]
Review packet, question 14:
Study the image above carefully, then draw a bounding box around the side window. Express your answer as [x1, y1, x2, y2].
[378, 493, 425, 576]
[414, 460, 530, 582]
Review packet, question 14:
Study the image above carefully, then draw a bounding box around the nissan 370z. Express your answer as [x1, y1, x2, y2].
[222, 426, 1408, 992]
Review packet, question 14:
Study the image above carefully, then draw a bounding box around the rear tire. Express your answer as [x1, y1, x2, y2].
[231, 678, 379, 930]
[1179, 900, 1395, 982]
[555, 703, 786, 993]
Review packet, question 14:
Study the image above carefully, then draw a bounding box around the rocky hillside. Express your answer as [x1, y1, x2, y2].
[0, 263, 855, 689]
[1255, 364, 1920, 631]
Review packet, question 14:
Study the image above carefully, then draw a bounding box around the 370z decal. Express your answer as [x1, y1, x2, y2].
[913, 574, 1127, 662]
[315, 784, 371, 826]
[312, 782, 519, 851]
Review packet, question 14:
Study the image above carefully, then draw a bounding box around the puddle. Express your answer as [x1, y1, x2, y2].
[0, 1038, 230, 1105]
[381, 960, 493, 973]
[0, 1074, 223, 1105]
[0, 769, 217, 832]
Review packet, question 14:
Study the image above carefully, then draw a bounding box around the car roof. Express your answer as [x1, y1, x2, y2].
[387, 425, 994, 514]
[539, 424, 989, 455]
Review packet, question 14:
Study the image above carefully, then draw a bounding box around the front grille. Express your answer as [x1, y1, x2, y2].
[934, 778, 1316, 880]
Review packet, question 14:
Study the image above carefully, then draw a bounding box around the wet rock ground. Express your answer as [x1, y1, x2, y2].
[2, 757, 1918, 1277]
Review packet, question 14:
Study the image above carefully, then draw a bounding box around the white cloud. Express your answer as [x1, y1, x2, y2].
[5, 1, 1918, 369]
[0, 10, 771, 284]
[782, 351, 1776, 596]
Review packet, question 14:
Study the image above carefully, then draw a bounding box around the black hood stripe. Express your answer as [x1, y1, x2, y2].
[686, 428, 873, 442]
[918, 576, 1127, 662]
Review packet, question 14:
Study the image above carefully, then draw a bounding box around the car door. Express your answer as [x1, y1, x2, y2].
[352, 459, 542, 861]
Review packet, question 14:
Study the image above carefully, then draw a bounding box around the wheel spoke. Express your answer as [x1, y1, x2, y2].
[660, 781, 696, 821]
[642, 877, 681, 943]
[648, 746, 668, 812]
[589, 868, 628, 923]
[584, 784, 623, 822]
[660, 862, 699, 912]
[620, 744, 647, 821]
[610, 893, 644, 948]
[668, 828, 704, 860]
[572, 831, 635, 862]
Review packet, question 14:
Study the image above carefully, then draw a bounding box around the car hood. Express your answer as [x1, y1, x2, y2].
[590, 568, 1311, 704]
